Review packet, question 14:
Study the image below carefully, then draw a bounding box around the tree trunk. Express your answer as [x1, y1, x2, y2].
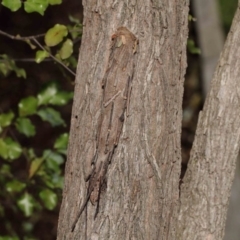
[57, 0, 189, 239]
[177, 5, 240, 239]
[224, 156, 240, 240]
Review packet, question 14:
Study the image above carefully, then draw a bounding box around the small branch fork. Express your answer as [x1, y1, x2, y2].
[0, 29, 76, 76]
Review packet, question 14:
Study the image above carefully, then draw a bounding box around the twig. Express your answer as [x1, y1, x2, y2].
[16, 58, 52, 62]
[0, 30, 45, 40]
[0, 29, 76, 76]
[32, 38, 76, 76]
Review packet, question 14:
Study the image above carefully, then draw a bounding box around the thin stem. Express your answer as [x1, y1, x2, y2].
[0, 29, 76, 77]
[13, 58, 53, 62]
[0, 30, 45, 40]
[32, 38, 76, 76]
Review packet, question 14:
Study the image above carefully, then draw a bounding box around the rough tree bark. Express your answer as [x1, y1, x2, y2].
[177, 4, 240, 239]
[57, 0, 189, 239]
[57, 0, 240, 239]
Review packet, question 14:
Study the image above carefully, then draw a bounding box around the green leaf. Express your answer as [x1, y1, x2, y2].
[22, 221, 34, 233]
[36, 170, 55, 188]
[187, 39, 201, 55]
[68, 24, 82, 40]
[67, 55, 78, 69]
[0, 54, 26, 78]
[49, 0, 62, 5]
[15, 68, 26, 78]
[188, 14, 196, 22]
[54, 133, 68, 151]
[0, 54, 11, 76]
[37, 84, 58, 105]
[28, 148, 36, 159]
[17, 193, 35, 217]
[15, 117, 36, 137]
[29, 158, 45, 178]
[5, 137, 22, 160]
[44, 150, 64, 173]
[0, 63, 8, 76]
[0, 164, 11, 176]
[51, 174, 64, 188]
[35, 50, 49, 63]
[39, 189, 57, 210]
[67, 16, 82, 40]
[0, 111, 14, 129]
[18, 96, 38, 117]
[44, 150, 64, 164]
[6, 180, 26, 193]
[0, 138, 22, 160]
[36, 167, 63, 188]
[37, 107, 65, 126]
[0, 139, 8, 159]
[54, 52, 61, 61]
[1, 0, 22, 12]
[45, 24, 68, 47]
[0, 237, 20, 240]
[69, 15, 81, 24]
[49, 91, 73, 106]
[24, 0, 49, 16]
[59, 39, 73, 60]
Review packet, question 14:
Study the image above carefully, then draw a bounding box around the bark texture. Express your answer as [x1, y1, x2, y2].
[177, 5, 240, 239]
[57, 0, 189, 239]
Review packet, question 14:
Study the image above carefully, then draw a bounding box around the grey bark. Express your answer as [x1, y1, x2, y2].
[192, 1, 240, 238]
[224, 157, 240, 240]
[177, 4, 240, 239]
[57, 0, 189, 239]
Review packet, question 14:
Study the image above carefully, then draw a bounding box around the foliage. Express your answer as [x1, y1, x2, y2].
[0, 3, 82, 77]
[0, 54, 26, 78]
[1, 0, 62, 15]
[0, 1, 82, 239]
[0, 83, 72, 237]
[187, 39, 201, 55]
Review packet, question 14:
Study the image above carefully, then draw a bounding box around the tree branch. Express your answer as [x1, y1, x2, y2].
[178, 6, 240, 239]
[0, 29, 76, 77]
